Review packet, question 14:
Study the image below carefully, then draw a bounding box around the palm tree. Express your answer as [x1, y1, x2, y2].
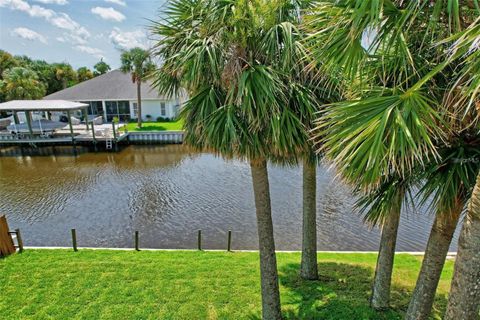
[53, 63, 76, 89]
[299, 81, 343, 280]
[120, 48, 155, 128]
[443, 19, 480, 319]
[1, 67, 46, 100]
[300, 155, 319, 279]
[150, 0, 315, 318]
[445, 173, 480, 319]
[354, 176, 409, 309]
[93, 58, 111, 76]
[77, 67, 94, 82]
[306, 1, 479, 316]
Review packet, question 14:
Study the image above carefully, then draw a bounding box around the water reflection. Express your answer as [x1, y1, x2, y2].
[0, 145, 459, 251]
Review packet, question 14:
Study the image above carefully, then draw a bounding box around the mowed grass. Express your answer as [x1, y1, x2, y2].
[0, 250, 454, 320]
[123, 119, 184, 132]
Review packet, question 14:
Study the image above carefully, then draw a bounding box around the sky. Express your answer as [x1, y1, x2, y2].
[0, 0, 168, 69]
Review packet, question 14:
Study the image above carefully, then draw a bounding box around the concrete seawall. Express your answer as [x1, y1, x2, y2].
[127, 131, 184, 144]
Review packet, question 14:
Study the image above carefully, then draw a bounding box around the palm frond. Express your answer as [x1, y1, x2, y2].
[316, 89, 442, 187]
[355, 175, 413, 226]
[418, 143, 479, 215]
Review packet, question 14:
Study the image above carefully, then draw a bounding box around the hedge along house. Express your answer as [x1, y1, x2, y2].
[43, 70, 183, 122]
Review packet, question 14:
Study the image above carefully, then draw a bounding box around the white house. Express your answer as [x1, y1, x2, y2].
[43, 70, 184, 122]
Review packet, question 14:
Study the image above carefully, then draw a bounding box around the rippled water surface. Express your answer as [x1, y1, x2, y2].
[0, 145, 459, 251]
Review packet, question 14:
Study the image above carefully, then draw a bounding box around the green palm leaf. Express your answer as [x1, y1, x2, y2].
[317, 89, 442, 187]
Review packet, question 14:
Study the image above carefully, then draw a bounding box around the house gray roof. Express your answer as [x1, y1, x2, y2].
[43, 70, 165, 101]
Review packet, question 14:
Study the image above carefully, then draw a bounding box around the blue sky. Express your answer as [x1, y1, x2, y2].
[0, 0, 167, 69]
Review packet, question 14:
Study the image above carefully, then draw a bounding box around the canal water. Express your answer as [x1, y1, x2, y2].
[0, 145, 459, 251]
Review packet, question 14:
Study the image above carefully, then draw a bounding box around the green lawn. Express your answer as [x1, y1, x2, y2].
[123, 119, 184, 132]
[0, 250, 453, 320]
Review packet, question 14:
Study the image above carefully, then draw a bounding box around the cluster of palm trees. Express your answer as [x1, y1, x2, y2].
[149, 0, 479, 319]
[0, 50, 112, 102]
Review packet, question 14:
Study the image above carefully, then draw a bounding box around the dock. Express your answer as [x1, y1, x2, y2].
[0, 123, 128, 148]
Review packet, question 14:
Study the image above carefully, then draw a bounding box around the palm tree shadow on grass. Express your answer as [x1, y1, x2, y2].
[254, 262, 447, 320]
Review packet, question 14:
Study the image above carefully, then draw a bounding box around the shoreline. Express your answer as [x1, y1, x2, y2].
[21, 246, 457, 255]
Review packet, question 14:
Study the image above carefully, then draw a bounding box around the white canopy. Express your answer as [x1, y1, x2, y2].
[0, 100, 88, 111]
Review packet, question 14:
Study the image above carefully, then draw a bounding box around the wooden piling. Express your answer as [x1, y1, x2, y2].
[197, 230, 202, 251]
[135, 231, 139, 251]
[112, 121, 117, 140]
[83, 109, 89, 131]
[0, 216, 15, 256]
[15, 228, 24, 253]
[71, 229, 77, 252]
[66, 110, 75, 144]
[227, 230, 232, 252]
[90, 120, 96, 141]
[25, 111, 34, 137]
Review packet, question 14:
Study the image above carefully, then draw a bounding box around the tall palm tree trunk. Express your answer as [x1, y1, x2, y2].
[445, 173, 480, 320]
[370, 208, 401, 310]
[300, 159, 318, 280]
[405, 199, 463, 320]
[250, 159, 282, 320]
[136, 80, 142, 128]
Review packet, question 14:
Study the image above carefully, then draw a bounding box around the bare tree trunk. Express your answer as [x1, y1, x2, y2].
[137, 80, 142, 128]
[300, 159, 318, 280]
[445, 172, 480, 320]
[250, 159, 282, 320]
[370, 208, 401, 310]
[406, 199, 463, 320]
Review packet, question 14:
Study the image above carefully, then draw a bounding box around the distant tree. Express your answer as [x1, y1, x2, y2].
[93, 59, 111, 76]
[120, 48, 155, 128]
[1, 67, 46, 100]
[53, 63, 77, 89]
[27, 60, 57, 95]
[77, 67, 94, 82]
[0, 50, 19, 102]
[0, 50, 18, 80]
[14, 55, 33, 68]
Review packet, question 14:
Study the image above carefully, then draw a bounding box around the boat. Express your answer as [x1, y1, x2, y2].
[7, 119, 67, 134]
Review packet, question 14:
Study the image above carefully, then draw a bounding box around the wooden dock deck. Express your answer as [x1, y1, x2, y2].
[0, 123, 128, 146]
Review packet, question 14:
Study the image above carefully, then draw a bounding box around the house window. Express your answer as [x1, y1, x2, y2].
[81, 101, 102, 117]
[173, 104, 180, 117]
[160, 102, 166, 116]
[132, 103, 138, 118]
[105, 100, 130, 122]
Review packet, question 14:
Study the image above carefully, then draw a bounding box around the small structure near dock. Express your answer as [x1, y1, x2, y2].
[0, 100, 127, 149]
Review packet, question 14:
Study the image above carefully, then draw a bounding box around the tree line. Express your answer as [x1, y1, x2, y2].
[150, 1, 479, 320]
[0, 49, 111, 102]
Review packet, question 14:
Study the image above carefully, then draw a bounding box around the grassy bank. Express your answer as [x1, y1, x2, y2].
[123, 119, 184, 132]
[0, 250, 453, 319]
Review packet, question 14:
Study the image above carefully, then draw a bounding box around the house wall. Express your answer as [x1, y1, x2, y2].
[11, 98, 182, 124]
[132, 99, 180, 121]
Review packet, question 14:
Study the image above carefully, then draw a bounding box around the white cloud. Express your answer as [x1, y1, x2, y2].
[91, 6, 125, 22]
[28, 5, 55, 18]
[33, 0, 68, 5]
[12, 27, 47, 44]
[109, 27, 147, 50]
[104, 0, 125, 6]
[75, 45, 104, 59]
[0, 0, 29, 11]
[50, 12, 89, 36]
[0, 0, 89, 44]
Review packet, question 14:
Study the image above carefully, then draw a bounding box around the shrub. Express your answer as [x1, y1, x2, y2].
[156, 116, 170, 122]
